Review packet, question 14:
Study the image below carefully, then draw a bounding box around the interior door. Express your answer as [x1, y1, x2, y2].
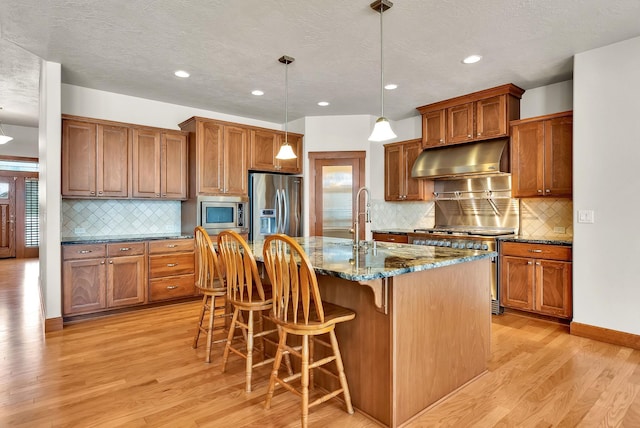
[0, 176, 16, 258]
[309, 151, 365, 239]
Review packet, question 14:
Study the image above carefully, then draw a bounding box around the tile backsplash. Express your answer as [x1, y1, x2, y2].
[62, 199, 181, 237]
[519, 198, 573, 237]
[371, 199, 435, 230]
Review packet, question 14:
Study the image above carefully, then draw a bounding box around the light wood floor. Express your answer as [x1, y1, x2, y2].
[1, 258, 639, 427]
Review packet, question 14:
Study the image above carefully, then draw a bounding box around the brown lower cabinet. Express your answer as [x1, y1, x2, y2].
[499, 241, 572, 319]
[372, 232, 409, 244]
[62, 238, 195, 317]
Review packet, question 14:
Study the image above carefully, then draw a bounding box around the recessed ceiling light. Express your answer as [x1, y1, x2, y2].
[462, 55, 482, 64]
[384, 84, 398, 90]
[174, 70, 190, 78]
[317, 101, 330, 107]
[251, 90, 264, 96]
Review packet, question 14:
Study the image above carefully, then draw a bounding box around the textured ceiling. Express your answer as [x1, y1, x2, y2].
[1, 0, 640, 128]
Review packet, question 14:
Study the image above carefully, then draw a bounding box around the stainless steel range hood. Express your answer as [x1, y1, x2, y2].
[411, 139, 509, 179]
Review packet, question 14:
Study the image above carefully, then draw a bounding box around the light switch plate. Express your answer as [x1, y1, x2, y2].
[554, 226, 566, 234]
[577, 210, 595, 224]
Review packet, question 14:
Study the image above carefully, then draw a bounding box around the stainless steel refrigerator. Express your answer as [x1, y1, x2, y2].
[249, 173, 303, 241]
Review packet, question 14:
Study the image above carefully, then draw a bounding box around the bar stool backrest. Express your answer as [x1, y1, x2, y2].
[217, 230, 267, 303]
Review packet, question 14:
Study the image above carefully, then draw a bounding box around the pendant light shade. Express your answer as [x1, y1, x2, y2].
[276, 55, 297, 160]
[368, 0, 396, 142]
[0, 122, 13, 145]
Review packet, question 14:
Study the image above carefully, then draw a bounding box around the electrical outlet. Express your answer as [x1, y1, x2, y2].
[577, 210, 595, 224]
[74, 227, 86, 234]
[553, 226, 566, 234]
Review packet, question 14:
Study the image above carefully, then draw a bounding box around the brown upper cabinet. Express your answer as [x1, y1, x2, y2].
[62, 115, 188, 200]
[179, 117, 250, 197]
[250, 129, 303, 174]
[62, 119, 130, 198]
[417, 84, 525, 148]
[131, 129, 188, 199]
[510, 111, 573, 198]
[384, 139, 433, 201]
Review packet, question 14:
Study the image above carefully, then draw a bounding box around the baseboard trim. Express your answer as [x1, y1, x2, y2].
[570, 321, 640, 350]
[45, 317, 63, 333]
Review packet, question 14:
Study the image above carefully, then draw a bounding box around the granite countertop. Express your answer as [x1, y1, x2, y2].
[248, 236, 495, 282]
[61, 233, 194, 245]
[499, 234, 573, 246]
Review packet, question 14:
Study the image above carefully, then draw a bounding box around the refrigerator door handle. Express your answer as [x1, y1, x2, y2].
[282, 189, 289, 235]
[275, 189, 282, 234]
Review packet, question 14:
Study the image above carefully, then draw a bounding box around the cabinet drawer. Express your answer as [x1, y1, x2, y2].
[107, 242, 146, 257]
[148, 239, 194, 254]
[149, 252, 195, 278]
[63, 244, 107, 260]
[373, 233, 409, 243]
[501, 242, 572, 261]
[149, 275, 196, 301]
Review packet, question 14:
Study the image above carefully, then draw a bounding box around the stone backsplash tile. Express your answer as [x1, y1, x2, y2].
[519, 198, 573, 237]
[371, 199, 435, 230]
[62, 200, 181, 237]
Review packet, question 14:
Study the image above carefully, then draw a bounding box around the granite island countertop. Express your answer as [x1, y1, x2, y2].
[61, 233, 194, 245]
[248, 236, 495, 282]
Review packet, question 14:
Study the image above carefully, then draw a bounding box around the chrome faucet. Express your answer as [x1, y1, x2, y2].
[353, 186, 371, 250]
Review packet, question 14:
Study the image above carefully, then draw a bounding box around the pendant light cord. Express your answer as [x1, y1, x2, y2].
[379, 2, 384, 118]
[285, 61, 289, 145]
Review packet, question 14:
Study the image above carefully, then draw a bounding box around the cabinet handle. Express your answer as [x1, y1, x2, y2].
[528, 249, 543, 253]
[98, 191, 103, 195]
[439, 139, 444, 142]
[537, 189, 543, 193]
[78, 250, 92, 254]
[100, 261, 105, 265]
[167, 263, 178, 267]
[109, 260, 113, 264]
[156, 193, 160, 197]
[535, 262, 541, 266]
[166, 285, 179, 290]
[90, 191, 96, 195]
[527, 261, 533, 265]
[162, 194, 167, 197]
[119, 247, 131, 251]
[467, 134, 472, 138]
[477, 132, 482, 136]
[545, 189, 551, 193]
[167, 244, 177, 248]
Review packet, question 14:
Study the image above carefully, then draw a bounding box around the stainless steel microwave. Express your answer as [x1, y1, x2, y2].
[198, 196, 248, 234]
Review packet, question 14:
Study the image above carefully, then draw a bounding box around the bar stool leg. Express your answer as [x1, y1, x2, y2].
[330, 329, 354, 414]
[301, 334, 310, 428]
[192, 294, 208, 349]
[265, 330, 287, 409]
[222, 307, 240, 373]
[246, 309, 254, 392]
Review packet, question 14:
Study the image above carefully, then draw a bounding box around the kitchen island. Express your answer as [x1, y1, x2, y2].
[249, 236, 494, 427]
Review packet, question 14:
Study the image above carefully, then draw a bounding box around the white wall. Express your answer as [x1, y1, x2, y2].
[0, 124, 39, 158]
[39, 61, 62, 320]
[573, 36, 640, 335]
[520, 80, 573, 119]
[62, 84, 282, 130]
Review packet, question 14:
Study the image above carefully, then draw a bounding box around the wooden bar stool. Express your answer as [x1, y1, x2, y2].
[192, 226, 228, 363]
[217, 230, 280, 393]
[262, 234, 355, 428]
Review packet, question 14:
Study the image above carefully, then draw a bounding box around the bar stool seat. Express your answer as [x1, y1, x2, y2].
[192, 226, 228, 363]
[262, 234, 355, 428]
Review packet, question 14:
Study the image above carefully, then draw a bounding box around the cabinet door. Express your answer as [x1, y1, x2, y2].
[511, 121, 545, 197]
[62, 120, 97, 197]
[544, 116, 573, 197]
[447, 103, 474, 144]
[161, 132, 188, 199]
[97, 125, 129, 198]
[132, 129, 161, 198]
[223, 125, 249, 195]
[277, 134, 303, 174]
[422, 109, 446, 148]
[500, 256, 535, 311]
[535, 260, 572, 318]
[197, 120, 224, 194]
[63, 258, 107, 315]
[476, 95, 506, 140]
[402, 140, 425, 201]
[250, 129, 278, 171]
[384, 144, 402, 201]
[107, 254, 146, 308]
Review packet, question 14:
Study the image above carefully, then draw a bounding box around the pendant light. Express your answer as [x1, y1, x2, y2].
[275, 55, 297, 160]
[368, 0, 397, 142]
[0, 121, 13, 145]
